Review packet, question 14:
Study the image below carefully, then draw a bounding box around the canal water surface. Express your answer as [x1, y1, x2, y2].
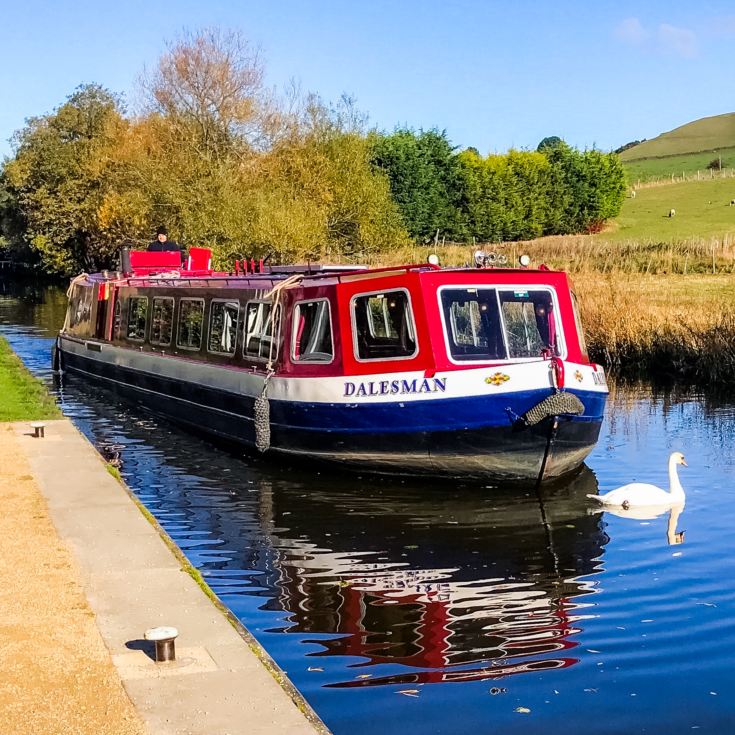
[2, 282, 734, 734]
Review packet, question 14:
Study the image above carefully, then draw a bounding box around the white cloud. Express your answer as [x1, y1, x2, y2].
[658, 23, 698, 58]
[614, 17, 648, 45]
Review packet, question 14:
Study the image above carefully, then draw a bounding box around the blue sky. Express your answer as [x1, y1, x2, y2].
[1, 1, 733, 158]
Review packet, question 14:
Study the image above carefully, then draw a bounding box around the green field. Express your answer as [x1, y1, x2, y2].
[0, 336, 61, 421]
[605, 176, 735, 242]
[620, 112, 735, 161]
[623, 148, 735, 183]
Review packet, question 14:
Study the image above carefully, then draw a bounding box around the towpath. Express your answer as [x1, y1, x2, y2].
[0, 419, 328, 735]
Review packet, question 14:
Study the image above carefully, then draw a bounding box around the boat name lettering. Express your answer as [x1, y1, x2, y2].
[344, 377, 447, 398]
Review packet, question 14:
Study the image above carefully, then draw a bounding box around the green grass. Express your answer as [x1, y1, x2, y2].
[620, 112, 735, 161]
[623, 148, 735, 183]
[605, 176, 735, 243]
[0, 335, 61, 422]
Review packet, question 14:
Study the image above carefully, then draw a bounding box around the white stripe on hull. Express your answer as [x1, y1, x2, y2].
[59, 335, 607, 405]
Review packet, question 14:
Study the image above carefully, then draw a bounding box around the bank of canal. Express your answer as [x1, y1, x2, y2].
[2, 282, 735, 734]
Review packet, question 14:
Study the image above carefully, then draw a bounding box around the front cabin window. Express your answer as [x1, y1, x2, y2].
[292, 299, 333, 363]
[244, 301, 279, 361]
[150, 297, 174, 346]
[351, 289, 417, 361]
[208, 300, 239, 355]
[177, 298, 204, 350]
[440, 287, 562, 362]
[126, 297, 148, 342]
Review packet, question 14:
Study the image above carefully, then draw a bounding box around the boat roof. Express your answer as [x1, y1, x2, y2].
[86, 248, 566, 289]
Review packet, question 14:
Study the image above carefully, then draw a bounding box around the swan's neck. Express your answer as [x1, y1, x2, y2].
[668, 460, 685, 500]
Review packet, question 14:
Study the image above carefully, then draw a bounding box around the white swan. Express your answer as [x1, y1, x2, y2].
[587, 452, 687, 508]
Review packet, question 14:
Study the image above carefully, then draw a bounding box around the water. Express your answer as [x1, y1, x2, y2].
[2, 281, 735, 734]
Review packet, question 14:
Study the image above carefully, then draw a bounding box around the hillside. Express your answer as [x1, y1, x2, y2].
[606, 175, 735, 242]
[624, 147, 735, 184]
[620, 112, 735, 161]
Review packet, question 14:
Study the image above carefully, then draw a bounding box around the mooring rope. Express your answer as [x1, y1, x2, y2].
[254, 274, 304, 452]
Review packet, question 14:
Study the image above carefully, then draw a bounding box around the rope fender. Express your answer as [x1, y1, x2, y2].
[523, 391, 585, 427]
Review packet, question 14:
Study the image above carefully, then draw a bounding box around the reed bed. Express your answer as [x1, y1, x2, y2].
[370, 234, 735, 275]
[572, 274, 735, 383]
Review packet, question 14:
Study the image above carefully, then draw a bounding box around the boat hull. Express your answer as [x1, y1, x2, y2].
[58, 336, 605, 483]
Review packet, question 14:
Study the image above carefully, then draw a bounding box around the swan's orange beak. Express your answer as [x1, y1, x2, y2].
[680, 457, 688, 466]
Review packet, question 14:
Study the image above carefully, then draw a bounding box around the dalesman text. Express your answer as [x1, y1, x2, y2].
[344, 377, 447, 398]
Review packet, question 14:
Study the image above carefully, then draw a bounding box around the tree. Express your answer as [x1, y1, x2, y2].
[370, 128, 465, 241]
[537, 136, 563, 152]
[2, 84, 127, 274]
[140, 27, 273, 160]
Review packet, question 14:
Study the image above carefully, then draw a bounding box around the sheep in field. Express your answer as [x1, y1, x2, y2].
[668, 209, 676, 217]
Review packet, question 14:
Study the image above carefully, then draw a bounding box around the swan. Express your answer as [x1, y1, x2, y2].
[587, 452, 687, 508]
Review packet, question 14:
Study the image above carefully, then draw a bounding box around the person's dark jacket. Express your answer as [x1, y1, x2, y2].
[148, 239, 181, 252]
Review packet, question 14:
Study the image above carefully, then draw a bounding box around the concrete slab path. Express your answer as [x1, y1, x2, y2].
[14, 419, 329, 735]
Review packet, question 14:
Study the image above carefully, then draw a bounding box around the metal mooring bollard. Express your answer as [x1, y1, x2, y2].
[144, 626, 179, 663]
[30, 422, 45, 438]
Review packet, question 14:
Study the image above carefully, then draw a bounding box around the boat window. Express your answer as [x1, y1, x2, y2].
[440, 288, 506, 361]
[126, 297, 148, 342]
[113, 298, 121, 339]
[292, 299, 333, 363]
[498, 289, 561, 358]
[244, 301, 279, 360]
[352, 290, 417, 360]
[68, 284, 95, 336]
[208, 300, 239, 355]
[176, 298, 204, 350]
[571, 292, 588, 358]
[150, 297, 174, 346]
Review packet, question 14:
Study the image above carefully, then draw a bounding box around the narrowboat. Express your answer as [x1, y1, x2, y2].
[54, 247, 608, 483]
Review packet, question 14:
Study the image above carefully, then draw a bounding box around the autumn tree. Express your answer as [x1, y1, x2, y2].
[2, 84, 126, 273]
[140, 27, 273, 160]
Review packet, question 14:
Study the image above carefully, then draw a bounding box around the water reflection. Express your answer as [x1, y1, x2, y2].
[596, 503, 686, 546]
[254, 468, 609, 687]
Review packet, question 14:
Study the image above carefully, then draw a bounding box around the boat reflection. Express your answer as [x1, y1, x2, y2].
[229, 467, 610, 687]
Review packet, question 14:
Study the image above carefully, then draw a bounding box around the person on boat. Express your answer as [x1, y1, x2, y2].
[148, 226, 180, 252]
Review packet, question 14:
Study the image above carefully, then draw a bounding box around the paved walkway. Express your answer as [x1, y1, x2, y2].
[5, 419, 328, 735]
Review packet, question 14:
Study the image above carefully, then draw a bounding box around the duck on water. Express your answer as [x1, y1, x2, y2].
[53, 247, 608, 484]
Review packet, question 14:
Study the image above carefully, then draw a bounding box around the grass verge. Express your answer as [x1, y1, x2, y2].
[0, 335, 61, 421]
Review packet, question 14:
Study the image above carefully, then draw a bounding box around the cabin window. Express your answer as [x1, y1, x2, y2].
[351, 289, 417, 361]
[113, 298, 121, 339]
[292, 299, 333, 363]
[498, 290, 561, 358]
[126, 297, 148, 342]
[208, 300, 239, 355]
[68, 284, 95, 336]
[440, 288, 506, 361]
[244, 301, 279, 360]
[150, 297, 174, 346]
[176, 298, 204, 350]
[440, 287, 561, 361]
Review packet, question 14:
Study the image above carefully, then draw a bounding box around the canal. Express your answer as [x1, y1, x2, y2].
[2, 280, 734, 734]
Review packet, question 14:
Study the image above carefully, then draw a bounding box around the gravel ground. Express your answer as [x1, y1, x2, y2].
[0, 423, 146, 735]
